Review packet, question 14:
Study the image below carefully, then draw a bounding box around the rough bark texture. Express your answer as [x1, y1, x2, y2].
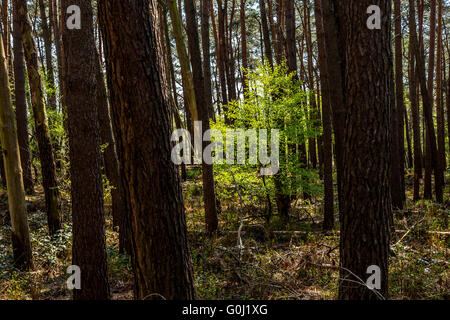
[61, 0, 110, 300]
[97, 0, 196, 299]
[0, 35, 33, 271]
[15, 0, 61, 235]
[12, 2, 33, 194]
[335, 0, 391, 300]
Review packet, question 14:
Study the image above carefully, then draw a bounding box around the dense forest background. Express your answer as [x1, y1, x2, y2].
[0, 0, 448, 300]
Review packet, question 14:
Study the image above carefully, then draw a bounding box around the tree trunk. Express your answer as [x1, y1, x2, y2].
[12, 2, 33, 194]
[217, 0, 230, 118]
[61, 0, 110, 300]
[304, 0, 318, 170]
[259, 0, 273, 68]
[423, 0, 436, 199]
[167, 0, 198, 123]
[409, 0, 443, 204]
[184, 0, 218, 235]
[435, 0, 445, 178]
[404, 109, 413, 169]
[321, 0, 344, 213]
[201, 0, 215, 119]
[38, 0, 57, 111]
[391, 0, 405, 209]
[226, 0, 237, 102]
[274, 0, 283, 64]
[335, 0, 391, 300]
[447, 49, 450, 157]
[14, 0, 61, 235]
[240, 0, 248, 94]
[94, 44, 128, 253]
[314, 0, 333, 231]
[97, 0, 196, 299]
[0, 34, 33, 271]
[49, 0, 63, 108]
[409, 33, 421, 201]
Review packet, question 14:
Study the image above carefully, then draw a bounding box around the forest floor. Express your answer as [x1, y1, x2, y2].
[0, 169, 448, 300]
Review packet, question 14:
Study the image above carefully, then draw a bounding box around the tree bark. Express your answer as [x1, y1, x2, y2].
[335, 0, 391, 300]
[184, 0, 219, 235]
[201, 0, 215, 119]
[97, 0, 196, 299]
[259, 0, 274, 68]
[409, 30, 421, 201]
[0, 34, 33, 271]
[314, 0, 333, 231]
[49, 0, 63, 108]
[321, 0, 344, 213]
[61, 0, 110, 300]
[167, 0, 198, 123]
[14, 0, 62, 235]
[38, 0, 57, 111]
[12, 1, 33, 194]
[409, 0, 443, 204]
[391, 0, 405, 209]
[435, 0, 445, 178]
[240, 0, 248, 94]
[423, 0, 436, 199]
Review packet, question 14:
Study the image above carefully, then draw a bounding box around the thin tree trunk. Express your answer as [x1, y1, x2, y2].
[184, 0, 219, 235]
[392, 0, 405, 208]
[447, 48, 450, 157]
[424, 0, 436, 199]
[405, 109, 413, 169]
[217, 0, 230, 118]
[12, 2, 33, 194]
[409, 0, 443, 203]
[267, 0, 277, 61]
[435, 0, 445, 177]
[240, 0, 248, 94]
[15, 0, 62, 235]
[201, 0, 214, 119]
[304, 0, 318, 170]
[274, 0, 283, 64]
[321, 0, 344, 213]
[409, 39, 421, 201]
[38, 0, 57, 111]
[0, 34, 33, 271]
[259, 0, 273, 68]
[49, 0, 63, 108]
[314, 0, 333, 231]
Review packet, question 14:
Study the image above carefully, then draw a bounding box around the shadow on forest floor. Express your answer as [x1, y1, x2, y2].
[0, 169, 448, 300]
